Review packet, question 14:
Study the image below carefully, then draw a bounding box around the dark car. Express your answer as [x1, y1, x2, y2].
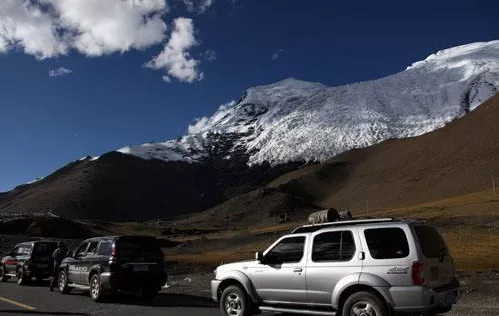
[57, 235, 167, 302]
[0, 241, 58, 285]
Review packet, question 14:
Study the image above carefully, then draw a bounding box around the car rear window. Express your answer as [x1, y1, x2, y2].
[364, 228, 409, 259]
[117, 237, 162, 257]
[33, 243, 56, 255]
[413, 225, 448, 258]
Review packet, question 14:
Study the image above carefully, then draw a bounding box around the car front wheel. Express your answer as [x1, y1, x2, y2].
[342, 291, 387, 316]
[220, 285, 251, 316]
[0, 266, 7, 282]
[58, 270, 70, 294]
[17, 268, 29, 286]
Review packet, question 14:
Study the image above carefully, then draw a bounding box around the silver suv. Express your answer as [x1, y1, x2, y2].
[211, 218, 459, 316]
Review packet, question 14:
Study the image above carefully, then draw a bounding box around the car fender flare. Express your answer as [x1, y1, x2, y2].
[88, 265, 104, 281]
[331, 272, 362, 308]
[358, 272, 393, 304]
[219, 270, 260, 303]
[332, 273, 394, 309]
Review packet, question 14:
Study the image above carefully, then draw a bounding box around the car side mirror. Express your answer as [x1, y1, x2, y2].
[255, 251, 264, 263]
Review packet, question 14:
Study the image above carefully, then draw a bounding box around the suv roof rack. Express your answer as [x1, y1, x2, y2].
[291, 218, 395, 234]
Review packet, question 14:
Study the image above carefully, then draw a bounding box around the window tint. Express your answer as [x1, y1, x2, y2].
[312, 231, 355, 262]
[117, 237, 162, 260]
[364, 228, 409, 259]
[97, 241, 113, 256]
[413, 225, 448, 258]
[265, 236, 305, 263]
[75, 242, 89, 257]
[33, 243, 56, 255]
[86, 241, 99, 255]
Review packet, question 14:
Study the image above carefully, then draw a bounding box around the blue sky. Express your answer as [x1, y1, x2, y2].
[0, 0, 498, 192]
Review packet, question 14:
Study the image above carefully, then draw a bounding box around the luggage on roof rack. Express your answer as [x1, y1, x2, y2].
[292, 218, 395, 234]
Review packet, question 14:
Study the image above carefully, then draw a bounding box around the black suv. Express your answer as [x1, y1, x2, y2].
[0, 241, 58, 285]
[57, 235, 167, 302]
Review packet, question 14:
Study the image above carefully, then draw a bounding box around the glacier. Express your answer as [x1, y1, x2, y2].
[117, 40, 499, 165]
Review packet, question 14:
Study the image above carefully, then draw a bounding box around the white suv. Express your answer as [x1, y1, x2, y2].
[211, 218, 459, 316]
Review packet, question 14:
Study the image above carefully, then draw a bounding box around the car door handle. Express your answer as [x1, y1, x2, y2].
[293, 268, 303, 273]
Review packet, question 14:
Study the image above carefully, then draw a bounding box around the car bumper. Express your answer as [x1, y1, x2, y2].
[211, 279, 222, 302]
[388, 278, 460, 313]
[101, 272, 167, 293]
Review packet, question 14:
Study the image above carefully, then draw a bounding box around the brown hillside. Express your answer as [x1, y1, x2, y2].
[273, 93, 499, 213]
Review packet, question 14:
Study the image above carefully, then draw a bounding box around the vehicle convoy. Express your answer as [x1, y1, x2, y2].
[211, 218, 459, 316]
[57, 235, 167, 302]
[0, 241, 58, 286]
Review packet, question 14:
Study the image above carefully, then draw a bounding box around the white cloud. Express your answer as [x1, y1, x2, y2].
[182, 0, 213, 14]
[0, 0, 168, 58]
[202, 49, 217, 62]
[49, 67, 73, 77]
[146, 18, 203, 83]
[272, 48, 284, 61]
[0, 0, 67, 59]
[188, 116, 210, 134]
[46, 0, 168, 57]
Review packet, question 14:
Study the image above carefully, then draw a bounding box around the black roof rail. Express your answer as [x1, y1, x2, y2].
[291, 218, 395, 234]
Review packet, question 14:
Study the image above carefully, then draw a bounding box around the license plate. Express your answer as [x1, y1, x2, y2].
[431, 267, 439, 280]
[133, 265, 149, 272]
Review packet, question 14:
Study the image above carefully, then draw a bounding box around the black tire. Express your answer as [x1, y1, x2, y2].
[141, 288, 158, 303]
[58, 270, 71, 294]
[0, 266, 7, 282]
[17, 268, 29, 286]
[220, 285, 251, 316]
[89, 274, 103, 302]
[342, 291, 388, 316]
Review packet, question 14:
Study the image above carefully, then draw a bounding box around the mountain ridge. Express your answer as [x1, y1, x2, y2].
[115, 40, 499, 166]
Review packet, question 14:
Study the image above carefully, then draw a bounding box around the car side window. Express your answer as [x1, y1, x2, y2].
[86, 241, 99, 256]
[264, 236, 305, 264]
[312, 231, 356, 262]
[75, 242, 89, 258]
[364, 228, 409, 259]
[97, 241, 113, 256]
[15, 245, 32, 256]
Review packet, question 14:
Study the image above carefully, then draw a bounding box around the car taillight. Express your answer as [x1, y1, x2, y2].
[412, 261, 425, 285]
[109, 246, 118, 264]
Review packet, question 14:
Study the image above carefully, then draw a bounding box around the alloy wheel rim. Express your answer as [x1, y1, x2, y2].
[59, 273, 65, 290]
[224, 293, 242, 316]
[351, 301, 378, 316]
[91, 278, 99, 299]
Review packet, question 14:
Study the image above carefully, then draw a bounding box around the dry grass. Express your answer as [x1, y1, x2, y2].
[165, 190, 499, 271]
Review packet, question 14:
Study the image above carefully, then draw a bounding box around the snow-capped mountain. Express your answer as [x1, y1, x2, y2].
[118, 40, 499, 165]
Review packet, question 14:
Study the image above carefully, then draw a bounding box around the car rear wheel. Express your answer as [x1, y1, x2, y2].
[17, 268, 29, 286]
[220, 285, 251, 316]
[342, 291, 387, 316]
[89, 274, 103, 302]
[58, 270, 70, 294]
